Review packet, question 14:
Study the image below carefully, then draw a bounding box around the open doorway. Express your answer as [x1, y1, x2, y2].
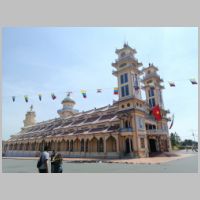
[149, 139, 157, 153]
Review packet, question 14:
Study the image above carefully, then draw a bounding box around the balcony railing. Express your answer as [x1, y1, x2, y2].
[116, 55, 137, 62]
[146, 130, 168, 135]
[120, 128, 134, 132]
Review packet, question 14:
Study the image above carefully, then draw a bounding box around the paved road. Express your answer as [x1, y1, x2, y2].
[2, 151, 198, 173]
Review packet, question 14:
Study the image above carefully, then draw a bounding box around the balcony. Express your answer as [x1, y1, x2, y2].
[112, 70, 118, 75]
[120, 128, 133, 132]
[116, 55, 137, 62]
[120, 128, 134, 135]
[146, 130, 168, 135]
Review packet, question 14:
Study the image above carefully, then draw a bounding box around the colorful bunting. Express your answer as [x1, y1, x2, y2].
[81, 90, 87, 98]
[114, 87, 118, 95]
[6, 77, 199, 104]
[51, 93, 56, 100]
[190, 78, 197, 85]
[12, 96, 15, 102]
[97, 89, 102, 93]
[24, 95, 28, 103]
[38, 94, 42, 101]
[169, 81, 175, 87]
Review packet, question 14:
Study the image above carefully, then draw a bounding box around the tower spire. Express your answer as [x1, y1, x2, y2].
[112, 43, 143, 100]
[142, 63, 165, 109]
[23, 106, 36, 127]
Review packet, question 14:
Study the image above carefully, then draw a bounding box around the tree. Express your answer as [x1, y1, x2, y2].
[170, 132, 181, 147]
[181, 139, 198, 147]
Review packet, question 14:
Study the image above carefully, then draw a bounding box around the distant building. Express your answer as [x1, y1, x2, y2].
[4, 44, 171, 158]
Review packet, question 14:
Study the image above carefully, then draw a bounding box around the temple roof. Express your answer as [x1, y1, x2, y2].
[115, 43, 137, 54]
[61, 96, 75, 104]
[8, 104, 120, 142]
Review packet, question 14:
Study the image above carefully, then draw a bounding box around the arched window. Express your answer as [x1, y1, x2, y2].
[66, 141, 69, 151]
[124, 120, 131, 128]
[97, 138, 104, 152]
[85, 139, 89, 152]
[81, 139, 84, 152]
[70, 140, 73, 152]
[106, 136, 117, 152]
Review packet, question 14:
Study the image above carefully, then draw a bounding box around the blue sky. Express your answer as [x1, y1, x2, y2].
[2, 27, 198, 141]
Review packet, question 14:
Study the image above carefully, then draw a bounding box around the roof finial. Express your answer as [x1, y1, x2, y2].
[67, 91, 72, 97]
[30, 105, 33, 112]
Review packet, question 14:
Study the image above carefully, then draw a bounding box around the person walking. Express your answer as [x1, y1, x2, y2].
[50, 150, 56, 173]
[51, 153, 63, 173]
[37, 146, 49, 173]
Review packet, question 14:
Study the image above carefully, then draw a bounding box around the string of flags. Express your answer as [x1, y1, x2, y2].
[114, 87, 118, 95]
[10, 87, 119, 102]
[51, 93, 56, 100]
[81, 90, 87, 98]
[9, 77, 197, 102]
[168, 78, 197, 87]
[38, 94, 42, 101]
[24, 95, 28, 103]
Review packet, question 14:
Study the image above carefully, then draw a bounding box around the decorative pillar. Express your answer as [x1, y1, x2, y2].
[104, 137, 107, 154]
[116, 137, 119, 153]
[83, 139, 85, 152]
[129, 137, 132, 153]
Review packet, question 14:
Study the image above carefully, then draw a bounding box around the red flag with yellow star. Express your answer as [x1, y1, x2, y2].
[151, 105, 162, 121]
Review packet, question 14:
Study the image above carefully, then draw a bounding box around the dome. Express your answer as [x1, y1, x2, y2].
[61, 96, 75, 104]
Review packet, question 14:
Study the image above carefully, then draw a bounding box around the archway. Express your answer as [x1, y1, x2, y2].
[60, 139, 66, 151]
[14, 143, 17, 150]
[74, 139, 80, 152]
[66, 140, 69, 151]
[97, 138, 104, 152]
[149, 139, 157, 153]
[19, 143, 23, 150]
[57, 141, 61, 151]
[106, 136, 117, 152]
[90, 137, 98, 152]
[85, 139, 89, 152]
[70, 140, 73, 152]
[125, 138, 133, 154]
[31, 142, 36, 151]
[80, 139, 84, 152]
[51, 140, 55, 151]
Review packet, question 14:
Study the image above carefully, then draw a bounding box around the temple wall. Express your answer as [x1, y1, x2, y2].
[4, 150, 120, 159]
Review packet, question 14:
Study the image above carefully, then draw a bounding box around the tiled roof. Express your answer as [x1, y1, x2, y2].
[8, 104, 121, 142]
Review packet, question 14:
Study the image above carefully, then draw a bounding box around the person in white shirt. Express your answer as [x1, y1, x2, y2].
[37, 146, 49, 173]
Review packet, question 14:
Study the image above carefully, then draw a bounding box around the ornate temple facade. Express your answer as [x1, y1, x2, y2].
[4, 44, 171, 158]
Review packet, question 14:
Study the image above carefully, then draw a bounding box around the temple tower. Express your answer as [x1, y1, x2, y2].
[57, 95, 78, 118]
[112, 44, 147, 158]
[112, 43, 143, 100]
[142, 63, 164, 109]
[23, 105, 36, 127]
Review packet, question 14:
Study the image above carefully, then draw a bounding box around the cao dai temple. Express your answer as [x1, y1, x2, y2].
[4, 44, 171, 158]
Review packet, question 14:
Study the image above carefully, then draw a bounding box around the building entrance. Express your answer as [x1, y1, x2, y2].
[149, 139, 157, 153]
[125, 138, 133, 154]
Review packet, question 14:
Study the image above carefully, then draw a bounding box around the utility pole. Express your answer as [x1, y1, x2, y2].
[192, 132, 195, 142]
